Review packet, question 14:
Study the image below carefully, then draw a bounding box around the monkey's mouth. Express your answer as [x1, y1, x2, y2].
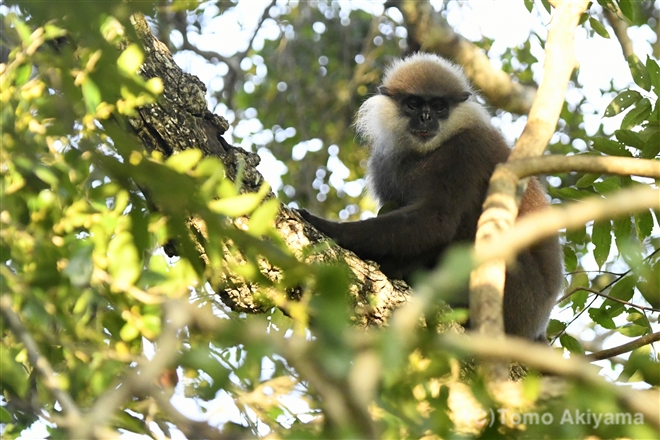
[412, 130, 434, 140]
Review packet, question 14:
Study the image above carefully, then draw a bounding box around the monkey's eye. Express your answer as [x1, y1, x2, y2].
[404, 97, 422, 110]
[429, 99, 448, 112]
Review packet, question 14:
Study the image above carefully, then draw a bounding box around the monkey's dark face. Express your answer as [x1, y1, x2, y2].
[378, 87, 471, 144]
[400, 95, 450, 141]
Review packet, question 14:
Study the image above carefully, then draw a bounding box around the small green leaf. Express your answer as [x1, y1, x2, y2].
[627, 55, 652, 91]
[621, 99, 652, 130]
[0, 406, 12, 423]
[82, 76, 101, 114]
[604, 90, 641, 117]
[592, 220, 612, 267]
[563, 246, 578, 272]
[166, 149, 203, 173]
[617, 324, 649, 337]
[117, 43, 144, 75]
[613, 215, 633, 250]
[608, 275, 636, 302]
[575, 173, 601, 188]
[546, 319, 567, 336]
[524, 0, 534, 12]
[617, 0, 635, 22]
[646, 57, 660, 91]
[635, 209, 654, 239]
[209, 183, 270, 217]
[15, 63, 32, 86]
[120, 322, 140, 342]
[592, 176, 620, 194]
[559, 334, 584, 354]
[248, 198, 280, 236]
[588, 307, 617, 329]
[614, 130, 644, 151]
[641, 131, 660, 158]
[591, 137, 630, 156]
[107, 231, 141, 288]
[589, 17, 610, 38]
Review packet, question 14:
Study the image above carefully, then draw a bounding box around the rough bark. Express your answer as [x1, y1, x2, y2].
[128, 14, 412, 327]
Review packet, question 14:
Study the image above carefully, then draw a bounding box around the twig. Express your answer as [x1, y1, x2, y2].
[558, 286, 660, 313]
[0, 295, 82, 426]
[553, 248, 660, 343]
[586, 331, 660, 361]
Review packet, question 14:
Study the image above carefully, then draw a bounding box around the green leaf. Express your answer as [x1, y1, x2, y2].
[592, 220, 612, 267]
[524, 0, 534, 12]
[107, 231, 141, 288]
[546, 319, 566, 336]
[63, 241, 94, 287]
[117, 43, 144, 75]
[604, 90, 641, 117]
[608, 275, 636, 302]
[563, 246, 578, 272]
[82, 76, 101, 114]
[641, 131, 660, 158]
[209, 183, 270, 217]
[566, 223, 587, 245]
[248, 198, 280, 236]
[555, 187, 594, 200]
[613, 215, 632, 250]
[166, 148, 203, 174]
[614, 130, 644, 151]
[15, 63, 32, 86]
[589, 17, 610, 38]
[559, 334, 584, 354]
[638, 260, 660, 308]
[120, 322, 140, 342]
[0, 406, 11, 423]
[617, 0, 635, 22]
[617, 324, 649, 337]
[635, 209, 654, 240]
[588, 307, 617, 329]
[575, 173, 601, 188]
[0, 346, 29, 398]
[646, 57, 660, 91]
[591, 137, 630, 156]
[627, 55, 652, 91]
[592, 176, 620, 194]
[621, 98, 652, 130]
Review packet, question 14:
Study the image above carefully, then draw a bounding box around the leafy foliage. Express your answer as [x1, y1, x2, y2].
[1, 1, 659, 439]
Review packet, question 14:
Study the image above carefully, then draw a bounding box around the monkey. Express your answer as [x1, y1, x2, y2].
[298, 53, 563, 342]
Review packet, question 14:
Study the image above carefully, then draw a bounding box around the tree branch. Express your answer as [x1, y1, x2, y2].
[440, 332, 660, 431]
[586, 331, 660, 361]
[558, 286, 660, 313]
[479, 185, 659, 265]
[469, 0, 591, 382]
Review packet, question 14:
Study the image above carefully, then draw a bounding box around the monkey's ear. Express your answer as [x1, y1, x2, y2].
[378, 86, 392, 97]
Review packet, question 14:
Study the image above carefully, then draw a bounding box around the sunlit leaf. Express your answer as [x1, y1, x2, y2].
[603, 90, 641, 117]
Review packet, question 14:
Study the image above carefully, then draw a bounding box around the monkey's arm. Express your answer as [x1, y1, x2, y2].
[298, 203, 461, 261]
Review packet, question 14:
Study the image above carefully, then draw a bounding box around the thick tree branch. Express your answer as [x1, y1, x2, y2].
[469, 0, 591, 382]
[390, 0, 536, 115]
[479, 185, 659, 265]
[586, 331, 660, 361]
[506, 155, 660, 179]
[440, 332, 660, 431]
[128, 14, 411, 326]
